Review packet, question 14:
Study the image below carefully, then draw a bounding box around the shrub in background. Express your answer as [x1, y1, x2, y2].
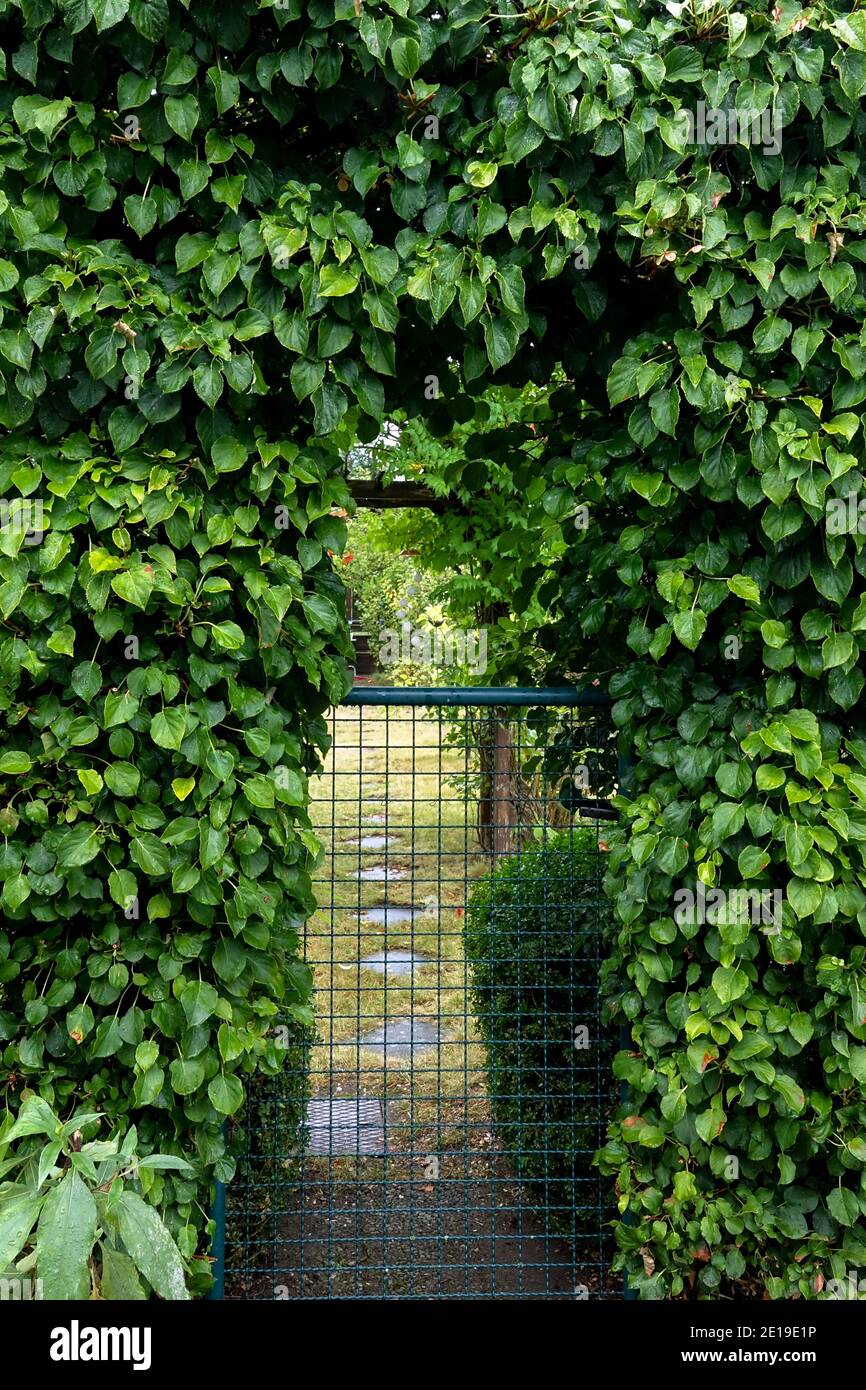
[465, 828, 613, 1241]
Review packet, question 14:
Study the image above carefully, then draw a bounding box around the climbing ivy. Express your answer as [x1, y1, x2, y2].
[2, 0, 866, 1298]
[348, 382, 569, 681]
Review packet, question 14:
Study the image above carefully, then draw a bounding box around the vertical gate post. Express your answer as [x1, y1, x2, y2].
[207, 1175, 227, 1301]
[616, 742, 638, 1300]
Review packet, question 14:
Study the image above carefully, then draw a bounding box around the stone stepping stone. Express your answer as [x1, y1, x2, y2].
[352, 864, 406, 881]
[347, 835, 398, 850]
[357, 1017, 440, 1061]
[362, 904, 420, 926]
[360, 949, 433, 978]
[306, 1096, 385, 1156]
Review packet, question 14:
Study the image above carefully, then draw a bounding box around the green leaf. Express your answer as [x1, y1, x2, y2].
[210, 621, 245, 651]
[85, 326, 119, 379]
[178, 160, 211, 200]
[318, 263, 360, 298]
[199, 822, 228, 870]
[13, 95, 72, 139]
[0, 750, 32, 774]
[727, 574, 760, 603]
[193, 360, 223, 408]
[712, 965, 750, 1005]
[0, 259, 20, 293]
[290, 357, 325, 401]
[827, 1187, 860, 1227]
[753, 315, 791, 355]
[37, 1171, 97, 1299]
[105, 762, 140, 797]
[822, 631, 854, 668]
[168, 1057, 205, 1095]
[164, 94, 199, 142]
[244, 774, 275, 809]
[130, 834, 170, 876]
[672, 610, 707, 650]
[108, 405, 147, 454]
[176, 233, 212, 273]
[77, 769, 103, 796]
[100, 1243, 147, 1300]
[5, 1094, 58, 1141]
[103, 690, 139, 727]
[113, 1191, 190, 1299]
[791, 326, 824, 369]
[208, 1073, 244, 1115]
[109, 868, 138, 906]
[111, 566, 155, 609]
[203, 251, 240, 297]
[90, 0, 130, 30]
[466, 161, 498, 189]
[785, 823, 812, 866]
[56, 823, 101, 867]
[0, 1192, 43, 1268]
[391, 36, 420, 78]
[150, 708, 187, 751]
[712, 801, 746, 840]
[787, 877, 822, 918]
[124, 194, 157, 237]
[212, 436, 248, 472]
[483, 315, 519, 370]
[784, 710, 820, 742]
[607, 357, 639, 406]
[649, 386, 679, 436]
[207, 66, 241, 115]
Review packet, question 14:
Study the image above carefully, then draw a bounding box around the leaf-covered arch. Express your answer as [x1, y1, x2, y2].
[2, 0, 866, 1298]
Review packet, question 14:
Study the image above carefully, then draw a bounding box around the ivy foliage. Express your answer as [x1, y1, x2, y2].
[1, 0, 866, 1298]
[348, 382, 569, 680]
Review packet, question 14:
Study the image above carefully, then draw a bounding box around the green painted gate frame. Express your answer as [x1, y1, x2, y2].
[208, 683, 633, 1301]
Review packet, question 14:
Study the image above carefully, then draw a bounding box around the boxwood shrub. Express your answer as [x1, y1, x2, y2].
[465, 828, 614, 1242]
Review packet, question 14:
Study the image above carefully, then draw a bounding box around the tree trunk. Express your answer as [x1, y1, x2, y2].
[476, 602, 517, 853]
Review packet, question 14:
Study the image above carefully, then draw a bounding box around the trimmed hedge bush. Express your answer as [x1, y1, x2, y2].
[465, 829, 613, 1242]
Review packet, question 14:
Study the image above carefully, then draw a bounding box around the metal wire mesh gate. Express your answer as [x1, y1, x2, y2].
[222, 687, 619, 1299]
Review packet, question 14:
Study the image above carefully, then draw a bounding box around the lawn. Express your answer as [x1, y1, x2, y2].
[305, 702, 491, 1152]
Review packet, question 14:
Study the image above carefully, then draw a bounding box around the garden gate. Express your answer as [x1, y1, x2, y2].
[216, 686, 619, 1299]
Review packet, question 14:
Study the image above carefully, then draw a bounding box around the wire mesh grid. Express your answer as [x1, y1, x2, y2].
[224, 690, 619, 1299]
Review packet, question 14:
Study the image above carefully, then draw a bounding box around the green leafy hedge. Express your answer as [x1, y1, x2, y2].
[465, 830, 613, 1241]
[0, 0, 358, 1292]
[541, 2, 866, 1302]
